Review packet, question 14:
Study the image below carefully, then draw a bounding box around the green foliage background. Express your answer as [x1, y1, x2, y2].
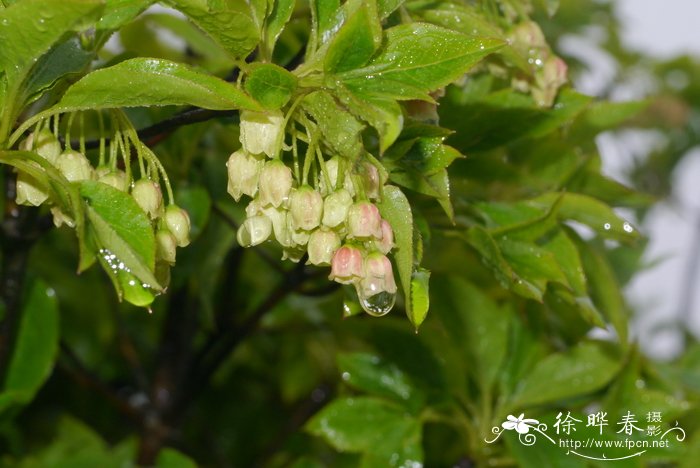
[0, 0, 699, 466]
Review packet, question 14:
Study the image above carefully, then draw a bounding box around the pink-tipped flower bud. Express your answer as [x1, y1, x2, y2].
[374, 219, 394, 254]
[20, 128, 61, 165]
[259, 159, 292, 208]
[227, 150, 263, 201]
[322, 189, 353, 228]
[131, 179, 163, 219]
[164, 205, 191, 247]
[289, 185, 323, 231]
[15, 172, 48, 206]
[237, 215, 272, 247]
[98, 169, 129, 192]
[307, 229, 341, 266]
[360, 252, 397, 298]
[56, 150, 94, 182]
[347, 201, 383, 240]
[156, 229, 177, 264]
[239, 110, 285, 157]
[541, 55, 568, 89]
[329, 245, 364, 284]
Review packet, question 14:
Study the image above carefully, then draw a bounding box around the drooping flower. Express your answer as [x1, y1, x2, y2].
[227, 150, 263, 201]
[258, 159, 293, 208]
[237, 215, 272, 247]
[329, 245, 363, 284]
[307, 229, 341, 266]
[156, 229, 178, 264]
[239, 110, 285, 157]
[359, 252, 397, 298]
[131, 179, 163, 219]
[164, 205, 191, 247]
[322, 189, 353, 229]
[347, 201, 383, 240]
[289, 185, 323, 231]
[56, 150, 94, 182]
[373, 219, 394, 255]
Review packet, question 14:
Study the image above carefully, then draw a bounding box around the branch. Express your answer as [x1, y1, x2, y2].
[58, 341, 144, 423]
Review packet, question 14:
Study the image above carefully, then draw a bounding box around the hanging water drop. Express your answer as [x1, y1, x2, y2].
[358, 291, 395, 317]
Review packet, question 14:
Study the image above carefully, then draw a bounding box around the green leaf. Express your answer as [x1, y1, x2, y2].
[58, 58, 262, 111]
[334, 85, 403, 153]
[409, 268, 430, 330]
[306, 396, 422, 464]
[165, 0, 259, 59]
[337, 353, 421, 406]
[244, 63, 297, 110]
[582, 99, 650, 130]
[0, 280, 59, 413]
[264, 0, 296, 57]
[97, 0, 155, 31]
[341, 23, 504, 100]
[377, 0, 403, 19]
[324, 0, 382, 74]
[530, 192, 639, 242]
[570, 230, 629, 345]
[80, 181, 161, 292]
[310, 0, 340, 50]
[432, 276, 509, 388]
[156, 448, 198, 468]
[377, 186, 417, 324]
[22, 37, 94, 105]
[0, 0, 102, 78]
[442, 88, 592, 151]
[508, 341, 622, 410]
[388, 167, 453, 221]
[498, 238, 569, 295]
[302, 90, 364, 159]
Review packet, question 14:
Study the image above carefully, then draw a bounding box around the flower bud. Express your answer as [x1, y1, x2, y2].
[307, 229, 341, 266]
[237, 215, 272, 247]
[289, 186, 323, 231]
[131, 179, 163, 219]
[20, 128, 61, 165]
[227, 150, 263, 201]
[156, 229, 177, 264]
[359, 252, 397, 297]
[258, 159, 292, 208]
[56, 150, 94, 182]
[361, 162, 381, 200]
[319, 156, 355, 197]
[15, 172, 49, 206]
[51, 206, 75, 228]
[322, 189, 353, 228]
[239, 110, 285, 157]
[282, 247, 306, 263]
[98, 169, 128, 192]
[347, 202, 383, 240]
[261, 204, 291, 247]
[329, 245, 364, 284]
[164, 205, 191, 247]
[373, 219, 394, 254]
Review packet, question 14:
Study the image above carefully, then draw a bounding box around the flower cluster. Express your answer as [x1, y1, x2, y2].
[227, 111, 397, 316]
[16, 127, 191, 286]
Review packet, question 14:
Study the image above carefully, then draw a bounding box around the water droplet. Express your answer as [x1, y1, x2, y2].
[341, 372, 350, 381]
[603, 222, 611, 230]
[359, 291, 395, 317]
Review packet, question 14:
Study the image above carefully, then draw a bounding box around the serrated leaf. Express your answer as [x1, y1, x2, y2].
[97, 0, 155, 30]
[388, 166, 453, 221]
[337, 353, 421, 406]
[508, 341, 622, 410]
[335, 85, 403, 154]
[244, 63, 297, 110]
[165, 0, 259, 58]
[58, 58, 261, 111]
[0, 280, 59, 413]
[264, 0, 296, 57]
[409, 268, 430, 329]
[324, 0, 382, 73]
[22, 37, 94, 106]
[306, 396, 422, 464]
[302, 90, 364, 159]
[377, 186, 416, 323]
[432, 276, 509, 388]
[341, 23, 504, 100]
[0, 0, 102, 78]
[80, 181, 161, 292]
